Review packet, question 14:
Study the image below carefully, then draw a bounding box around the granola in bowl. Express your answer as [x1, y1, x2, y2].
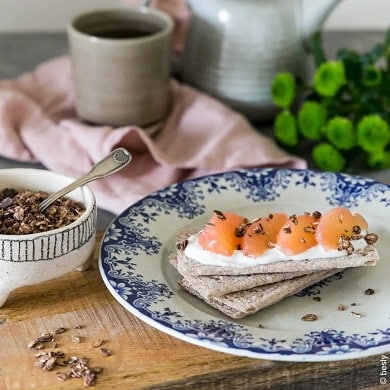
[0, 188, 85, 235]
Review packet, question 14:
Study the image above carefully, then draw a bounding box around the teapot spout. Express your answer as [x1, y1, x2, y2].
[300, 0, 342, 47]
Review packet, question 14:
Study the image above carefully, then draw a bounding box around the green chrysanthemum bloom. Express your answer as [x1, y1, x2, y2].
[362, 65, 382, 87]
[312, 142, 346, 172]
[367, 150, 390, 169]
[313, 61, 346, 97]
[326, 116, 356, 150]
[298, 101, 327, 140]
[274, 109, 298, 147]
[271, 72, 296, 108]
[356, 115, 390, 153]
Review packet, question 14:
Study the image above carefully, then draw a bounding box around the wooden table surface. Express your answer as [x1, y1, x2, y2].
[0, 231, 386, 390]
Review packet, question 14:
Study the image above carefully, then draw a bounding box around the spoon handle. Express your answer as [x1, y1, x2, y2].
[39, 148, 132, 212]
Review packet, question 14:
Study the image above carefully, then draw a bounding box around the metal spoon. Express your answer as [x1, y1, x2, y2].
[39, 148, 132, 212]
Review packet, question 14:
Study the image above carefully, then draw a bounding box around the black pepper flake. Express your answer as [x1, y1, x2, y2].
[352, 225, 361, 235]
[312, 210, 321, 219]
[253, 222, 264, 234]
[283, 225, 292, 234]
[176, 239, 188, 252]
[213, 210, 226, 220]
[303, 226, 316, 234]
[235, 218, 251, 238]
[234, 223, 248, 238]
[364, 288, 375, 295]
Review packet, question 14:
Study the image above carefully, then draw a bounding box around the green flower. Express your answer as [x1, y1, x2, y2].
[312, 142, 346, 172]
[356, 115, 390, 153]
[271, 72, 296, 108]
[362, 65, 382, 87]
[326, 116, 356, 150]
[274, 110, 298, 147]
[367, 149, 390, 169]
[298, 101, 327, 140]
[313, 61, 346, 97]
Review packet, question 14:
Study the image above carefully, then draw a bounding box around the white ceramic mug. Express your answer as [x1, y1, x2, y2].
[68, 6, 173, 127]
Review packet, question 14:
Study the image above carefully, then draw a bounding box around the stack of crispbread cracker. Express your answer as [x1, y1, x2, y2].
[169, 230, 379, 319]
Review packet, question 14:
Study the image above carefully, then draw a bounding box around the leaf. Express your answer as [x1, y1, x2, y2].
[271, 72, 296, 108]
[337, 49, 363, 82]
[368, 43, 384, 63]
[384, 28, 390, 46]
[360, 43, 384, 66]
[310, 32, 327, 67]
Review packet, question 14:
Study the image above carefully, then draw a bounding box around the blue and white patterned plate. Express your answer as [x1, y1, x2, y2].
[99, 168, 390, 362]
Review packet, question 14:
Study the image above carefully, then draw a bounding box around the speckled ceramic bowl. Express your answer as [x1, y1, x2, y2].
[0, 168, 97, 307]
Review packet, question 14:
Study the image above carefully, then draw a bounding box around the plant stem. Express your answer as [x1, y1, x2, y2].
[311, 32, 327, 68]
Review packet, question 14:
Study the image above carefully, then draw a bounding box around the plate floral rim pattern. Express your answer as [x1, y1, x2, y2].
[99, 168, 390, 362]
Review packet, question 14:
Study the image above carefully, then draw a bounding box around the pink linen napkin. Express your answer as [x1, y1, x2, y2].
[0, 56, 306, 215]
[127, 0, 190, 55]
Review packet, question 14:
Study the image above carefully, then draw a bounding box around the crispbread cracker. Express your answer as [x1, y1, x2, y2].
[175, 229, 378, 276]
[179, 278, 247, 319]
[172, 226, 379, 319]
[169, 253, 308, 297]
[179, 269, 340, 319]
[176, 242, 378, 276]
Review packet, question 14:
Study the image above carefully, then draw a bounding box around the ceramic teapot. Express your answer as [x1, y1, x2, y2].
[180, 0, 342, 122]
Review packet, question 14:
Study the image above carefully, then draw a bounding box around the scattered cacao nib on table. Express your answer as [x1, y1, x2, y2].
[0, 188, 85, 234]
[28, 325, 110, 387]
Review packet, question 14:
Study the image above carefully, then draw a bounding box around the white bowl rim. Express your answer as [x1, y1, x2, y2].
[0, 168, 96, 239]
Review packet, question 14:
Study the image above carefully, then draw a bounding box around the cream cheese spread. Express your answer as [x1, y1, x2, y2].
[184, 233, 368, 268]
